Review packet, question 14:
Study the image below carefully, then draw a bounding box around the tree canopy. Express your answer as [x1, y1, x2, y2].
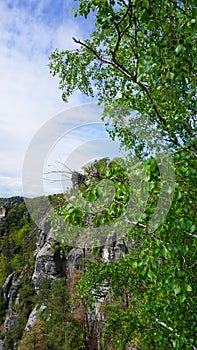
[49, 1, 197, 349]
[49, 0, 197, 157]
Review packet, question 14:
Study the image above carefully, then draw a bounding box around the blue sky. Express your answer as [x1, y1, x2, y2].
[0, 0, 123, 197]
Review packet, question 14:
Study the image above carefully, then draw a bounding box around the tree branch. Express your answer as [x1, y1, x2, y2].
[186, 232, 197, 239]
[73, 36, 167, 127]
[188, 261, 197, 269]
[72, 38, 112, 66]
[114, 0, 132, 27]
[72, 33, 196, 157]
[155, 318, 197, 350]
[72, 37, 137, 82]
[125, 218, 146, 228]
[155, 317, 179, 335]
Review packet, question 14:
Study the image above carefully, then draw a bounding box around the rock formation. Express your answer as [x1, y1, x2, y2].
[0, 195, 138, 350]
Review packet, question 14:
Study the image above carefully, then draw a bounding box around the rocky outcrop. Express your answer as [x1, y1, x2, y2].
[24, 305, 46, 331]
[101, 231, 130, 261]
[29, 219, 135, 334]
[0, 270, 27, 349]
[32, 217, 66, 292]
[0, 205, 138, 350]
[0, 206, 6, 218]
[2, 272, 16, 305]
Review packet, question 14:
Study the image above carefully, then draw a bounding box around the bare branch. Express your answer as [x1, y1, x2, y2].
[186, 232, 197, 239]
[188, 261, 197, 269]
[155, 318, 197, 350]
[73, 38, 113, 66]
[114, 0, 132, 27]
[112, 2, 133, 60]
[125, 218, 146, 228]
[155, 317, 179, 334]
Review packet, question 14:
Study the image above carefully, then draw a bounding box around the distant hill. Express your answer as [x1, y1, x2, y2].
[0, 196, 24, 207]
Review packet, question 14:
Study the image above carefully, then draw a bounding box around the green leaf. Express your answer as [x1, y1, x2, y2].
[166, 71, 175, 80]
[174, 286, 181, 295]
[148, 181, 155, 191]
[186, 284, 192, 292]
[190, 225, 196, 233]
[175, 44, 186, 54]
[147, 269, 155, 281]
[143, 0, 149, 9]
[178, 294, 187, 303]
[131, 261, 138, 269]
[161, 247, 168, 256]
[187, 89, 196, 101]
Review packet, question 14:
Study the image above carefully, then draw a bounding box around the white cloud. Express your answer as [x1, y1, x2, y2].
[22, 105, 124, 198]
[0, 1, 123, 198]
[0, 0, 87, 197]
[42, 125, 124, 195]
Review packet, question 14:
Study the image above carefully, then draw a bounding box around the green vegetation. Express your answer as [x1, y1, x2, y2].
[51, 155, 196, 349]
[40, 278, 85, 350]
[49, 1, 197, 349]
[0, 198, 37, 349]
[0, 200, 36, 287]
[1, 1, 196, 349]
[19, 277, 86, 350]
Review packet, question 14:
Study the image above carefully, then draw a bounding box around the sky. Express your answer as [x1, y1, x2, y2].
[0, 0, 124, 197]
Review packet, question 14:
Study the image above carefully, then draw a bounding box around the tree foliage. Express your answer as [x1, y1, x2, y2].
[49, 153, 196, 349]
[49, 1, 197, 349]
[40, 278, 85, 350]
[20, 320, 47, 350]
[49, 0, 196, 157]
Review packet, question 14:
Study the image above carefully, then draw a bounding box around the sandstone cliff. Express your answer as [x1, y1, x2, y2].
[0, 205, 137, 350]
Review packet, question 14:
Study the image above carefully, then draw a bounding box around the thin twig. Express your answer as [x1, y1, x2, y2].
[188, 261, 197, 269]
[155, 318, 197, 350]
[186, 232, 197, 239]
[125, 218, 146, 228]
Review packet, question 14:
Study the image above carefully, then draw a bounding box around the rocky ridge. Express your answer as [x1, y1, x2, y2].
[0, 211, 138, 349]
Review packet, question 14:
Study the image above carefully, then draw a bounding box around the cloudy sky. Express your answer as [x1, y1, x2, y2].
[0, 0, 124, 197]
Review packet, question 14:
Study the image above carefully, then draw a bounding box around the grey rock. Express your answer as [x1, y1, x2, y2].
[1, 193, 139, 350]
[34, 218, 51, 256]
[33, 243, 57, 290]
[25, 305, 46, 331]
[3, 310, 18, 334]
[114, 239, 128, 259]
[32, 219, 66, 291]
[2, 270, 26, 311]
[2, 272, 16, 301]
[101, 232, 130, 261]
[67, 247, 84, 277]
[0, 270, 27, 345]
[32, 242, 66, 291]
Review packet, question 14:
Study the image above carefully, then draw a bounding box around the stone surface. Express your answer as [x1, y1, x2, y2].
[1, 209, 138, 349]
[2, 272, 16, 302]
[3, 310, 19, 334]
[25, 305, 46, 331]
[32, 217, 66, 292]
[0, 340, 4, 350]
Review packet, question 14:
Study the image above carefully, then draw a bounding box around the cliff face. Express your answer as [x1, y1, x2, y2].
[0, 211, 137, 350]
